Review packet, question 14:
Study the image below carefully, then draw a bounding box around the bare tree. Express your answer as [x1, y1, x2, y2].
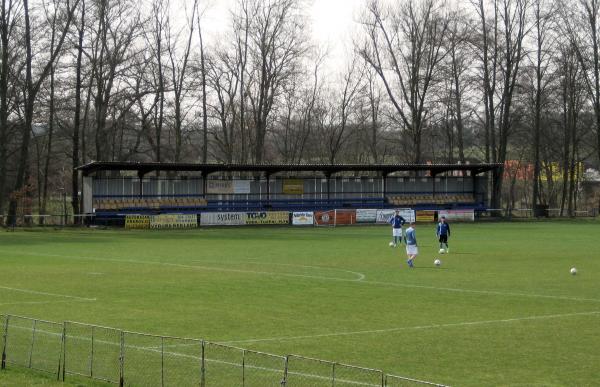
[90, 0, 142, 161]
[7, 0, 80, 225]
[526, 0, 555, 209]
[359, 0, 449, 164]
[0, 0, 20, 214]
[244, 0, 308, 164]
[71, 0, 86, 221]
[472, 0, 529, 211]
[166, 0, 197, 162]
[207, 49, 240, 163]
[324, 56, 365, 164]
[562, 0, 600, 166]
[40, 0, 60, 221]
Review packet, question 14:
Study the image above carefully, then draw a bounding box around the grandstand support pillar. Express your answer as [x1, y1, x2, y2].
[137, 171, 145, 198]
[325, 172, 331, 200]
[472, 171, 478, 202]
[432, 172, 437, 198]
[201, 171, 207, 198]
[266, 172, 271, 208]
[382, 172, 388, 201]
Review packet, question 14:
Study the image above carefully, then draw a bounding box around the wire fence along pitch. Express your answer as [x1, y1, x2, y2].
[63, 321, 121, 384]
[285, 354, 336, 386]
[203, 342, 244, 386]
[242, 349, 287, 386]
[0, 314, 449, 387]
[333, 363, 385, 387]
[0, 315, 62, 377]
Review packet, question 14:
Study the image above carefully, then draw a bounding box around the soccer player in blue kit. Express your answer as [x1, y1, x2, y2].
[436, 216, 451, 253]
[389, 210, 406, 247]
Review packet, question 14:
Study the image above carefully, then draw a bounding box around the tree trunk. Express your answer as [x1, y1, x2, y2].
[72, 0, 85, 222]
[0, 0, 12, 216]
[198, 12, 208, 163]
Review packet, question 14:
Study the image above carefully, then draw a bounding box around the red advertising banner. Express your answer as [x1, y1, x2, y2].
[314, 210, 356, 226]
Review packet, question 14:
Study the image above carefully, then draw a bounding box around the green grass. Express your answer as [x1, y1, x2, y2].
[0, 221, 599, 386]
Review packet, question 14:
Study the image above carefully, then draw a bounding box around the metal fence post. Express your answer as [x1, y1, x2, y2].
[90, 325, 95, 378]
[200, 340, 206, 387]
[119, 331, 125, 387]
[242, 349, 246, 387]
[332, 362, 336, 387]
[61, 323, 66, 381]
[28, 319, 37, 368]
[161, 336, 164, 387]
[281, 355, 289, 386]
[381, 371, 385, 387]
[1, 315, 9, 370]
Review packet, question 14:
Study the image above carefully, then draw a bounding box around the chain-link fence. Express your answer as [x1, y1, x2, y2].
[0, 314, 449, 386]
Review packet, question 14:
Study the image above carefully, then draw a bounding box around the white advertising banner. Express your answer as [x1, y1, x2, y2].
[356, 209, 377, 223]
[376, 209, 415, 224]
[292, 212, 314, 226]
[438, 209, 475, 222]
[233, 180, 251, 194]
[200, 212, 247, 226]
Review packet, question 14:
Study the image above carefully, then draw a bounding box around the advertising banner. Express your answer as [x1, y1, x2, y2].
[200, 212, 246, 226]
[292, 212, 314, 226]
[206, 180, 234, 194]
[125, 215, 150, 229]
[314, 211, 334, 225]
[334, 210, 356, 225]
[314, 210, 356, 225]
[246, 211, 289, 225]
[438, 209, 475, 222]
[416, 210, 436, 222]
[233, 180, 251, 194]
[356, 209, 377, 223]
[376, 209, 415, 224]
[283, 179, 304, 194]
[150, 214, 197, 229]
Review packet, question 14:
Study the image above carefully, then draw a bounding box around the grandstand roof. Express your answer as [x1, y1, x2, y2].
[77, 161, 501, 177]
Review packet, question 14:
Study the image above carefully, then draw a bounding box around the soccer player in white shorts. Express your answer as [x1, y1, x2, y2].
[404, 222, 418, 268]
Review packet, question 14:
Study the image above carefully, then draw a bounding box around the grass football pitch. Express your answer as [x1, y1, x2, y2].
[0, 220, 599, 386]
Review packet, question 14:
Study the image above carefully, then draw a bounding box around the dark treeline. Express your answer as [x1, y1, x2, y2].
[0, 0, 599, 223]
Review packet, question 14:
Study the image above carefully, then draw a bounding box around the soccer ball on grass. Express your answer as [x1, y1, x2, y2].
[389, 241, 395, 247]
[434, 259, 442, 267]
[439, 249, 445, 254]
[570, 267, 577, 275]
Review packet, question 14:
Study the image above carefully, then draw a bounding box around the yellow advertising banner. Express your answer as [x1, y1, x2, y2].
[150, 214, 198, 229]
[246, 211, 289, 225]
[283, 179, 304, 195]
[416, 210, 436, 223]
[125, 215, 150, 229]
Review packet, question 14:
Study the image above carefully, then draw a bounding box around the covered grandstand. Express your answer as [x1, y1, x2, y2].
[76, 162, 501, 222]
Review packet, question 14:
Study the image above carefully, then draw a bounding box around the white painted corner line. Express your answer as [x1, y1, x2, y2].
[0, 286, 96, 301]
[0, 299, 96, 307]
[219, 310, 600, 344]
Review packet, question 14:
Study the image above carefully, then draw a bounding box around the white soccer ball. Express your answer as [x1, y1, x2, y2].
[389, 241, 395, 247]
[570, 267, 577, 275]
[434, 259, 442, 267]
[439, 249, 445, 254]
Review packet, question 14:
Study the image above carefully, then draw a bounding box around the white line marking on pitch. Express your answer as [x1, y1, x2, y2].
[2, 250, 599, 303]
[218, 310, 600, 344]
[192, 259, 366, 281]
[0, 286, 96, 301]
[0, 299, 96, 307]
